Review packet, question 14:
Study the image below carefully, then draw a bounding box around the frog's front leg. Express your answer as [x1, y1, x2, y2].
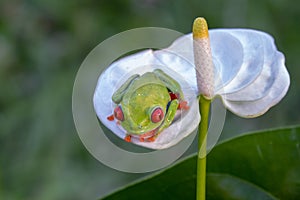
[147, 99, 179, 142]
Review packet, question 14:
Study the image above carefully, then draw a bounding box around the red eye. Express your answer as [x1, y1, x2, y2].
[114, 106, 124, 121]
[151, 107, 164, 123]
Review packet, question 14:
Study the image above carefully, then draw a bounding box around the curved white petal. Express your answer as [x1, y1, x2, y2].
[214, 29, 265, 94]
[210, 31, 246, 91]
[93, 50, 200, 149]
[221, 29, 281, 101]
[222, 52, 290, 117]
[153, 49, 198, 92]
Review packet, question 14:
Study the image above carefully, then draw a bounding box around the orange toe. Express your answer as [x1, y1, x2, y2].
[124, 135, 131, 142]
[178, 101, 189, 110]
[107, 114, 114, 121]
[147, 136, 156, 142]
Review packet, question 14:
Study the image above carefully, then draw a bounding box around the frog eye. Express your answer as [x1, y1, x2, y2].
[114, 106, 124, 121]
[150, 107, 164, 123]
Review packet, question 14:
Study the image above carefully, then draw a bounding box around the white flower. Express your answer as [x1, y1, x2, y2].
[165, 28, 290, 117]
[93, 26, 290, 149]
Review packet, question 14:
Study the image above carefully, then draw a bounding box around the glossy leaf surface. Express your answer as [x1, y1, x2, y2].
[101, 126, 300, 199]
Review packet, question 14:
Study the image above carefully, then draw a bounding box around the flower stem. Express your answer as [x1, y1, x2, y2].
[197, 95, 211, 200]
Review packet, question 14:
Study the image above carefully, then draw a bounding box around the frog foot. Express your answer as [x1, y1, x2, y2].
[178, 101, 189, 110]
[147, 135, 157, 142]
[107, 114, 114, 121]
[124, 128, 158, 143]
[139, 128, 158, 142]
[124, 135, 131, 142]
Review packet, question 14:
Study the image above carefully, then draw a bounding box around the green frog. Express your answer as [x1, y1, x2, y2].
[108, 69, 189, 142]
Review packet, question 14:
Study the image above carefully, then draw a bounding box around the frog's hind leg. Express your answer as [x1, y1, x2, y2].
[112, 74, 140, 104]
[153, 69, 184, 100]
[153, 69, 189, 110]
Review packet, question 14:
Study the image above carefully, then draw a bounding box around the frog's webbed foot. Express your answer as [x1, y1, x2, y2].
[123, 135, 156, 143]
[178, 101, 189, 110]
[138, 128, 158, 142]
[136, 135, 157, 142]
[147, 135, 157, 142]
[107, 114, 114, 121]
[124, 134, 132, 142]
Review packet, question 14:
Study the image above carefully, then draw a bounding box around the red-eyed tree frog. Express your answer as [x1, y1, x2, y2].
[107, 69, 189, 142]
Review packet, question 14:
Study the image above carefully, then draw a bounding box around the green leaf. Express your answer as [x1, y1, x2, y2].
[206, 173, 277, 200]
[207, 126, 300, 199]
[100, 126, 300, 200]
[101, 154, 197, 200]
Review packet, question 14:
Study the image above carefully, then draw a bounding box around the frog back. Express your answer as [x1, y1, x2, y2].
[121, 72, 170, 134]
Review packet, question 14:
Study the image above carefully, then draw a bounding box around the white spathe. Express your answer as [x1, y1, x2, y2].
[93, 29, 290, 149]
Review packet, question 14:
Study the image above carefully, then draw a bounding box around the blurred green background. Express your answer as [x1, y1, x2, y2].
[1, 0, 299, 199]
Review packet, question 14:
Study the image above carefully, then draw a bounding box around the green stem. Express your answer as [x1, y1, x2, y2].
[196, 95, 211, 200]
